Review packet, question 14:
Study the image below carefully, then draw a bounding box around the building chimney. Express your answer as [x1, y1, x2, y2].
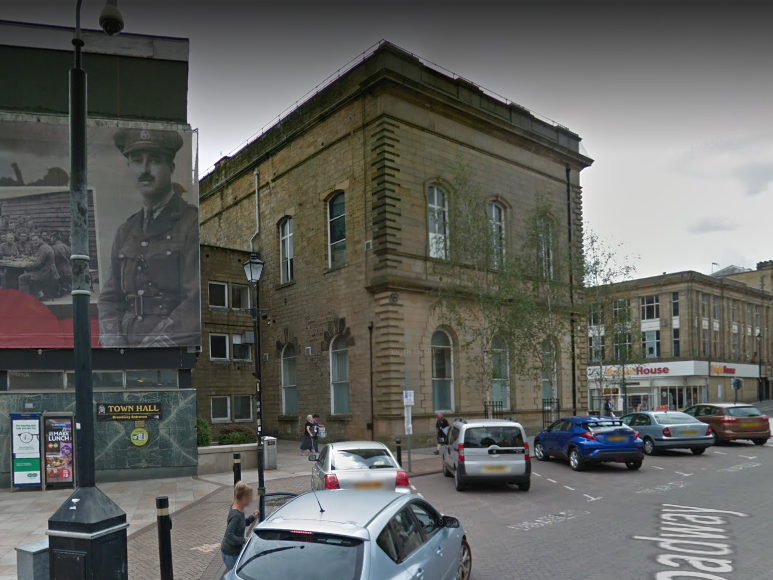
[756, 261, 773, 271]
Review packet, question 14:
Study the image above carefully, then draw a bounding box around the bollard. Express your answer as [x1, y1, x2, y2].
[156, 496, 174, 580]
[395, 438, 402, 468]
[233, 452, 242, 487]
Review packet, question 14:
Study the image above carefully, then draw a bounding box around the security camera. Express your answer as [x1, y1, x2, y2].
[99, 0, 124, 36]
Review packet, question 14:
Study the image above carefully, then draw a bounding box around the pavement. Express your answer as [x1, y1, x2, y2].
[0, 439, 441, 580]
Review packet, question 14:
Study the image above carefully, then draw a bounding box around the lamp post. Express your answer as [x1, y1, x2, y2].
[243, 253, 265, 520]
[47, 2, 129, 579]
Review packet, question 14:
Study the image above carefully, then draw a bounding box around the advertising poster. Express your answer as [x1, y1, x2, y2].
[43, 416, 74, 486]
[10, 413, 41, 487]
[0, 120, 201, 349]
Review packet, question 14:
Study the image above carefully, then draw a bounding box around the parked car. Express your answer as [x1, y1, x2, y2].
[534, 416, 644, 471]
[442, 418, 531, 492]
[621, 411, 714, 455]
[225, 490, 472, 580]
[683, 403, 770, 445]
[309, 441, 411, 493]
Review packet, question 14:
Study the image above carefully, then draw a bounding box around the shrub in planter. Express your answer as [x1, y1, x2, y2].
[218, 425, 258, 446]
[197, 417, 212, 447]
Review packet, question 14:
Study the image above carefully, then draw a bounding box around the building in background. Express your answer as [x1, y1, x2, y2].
[199, 41, 593, 442]
[586, 270, 772, 414]
[0, 21, 200, 486]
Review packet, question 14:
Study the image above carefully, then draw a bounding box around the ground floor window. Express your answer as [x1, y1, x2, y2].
[233, 395, 253, 422]
[431, 330, 454, 411]
[211, 396, 230, 422]
[589, 385, 708, 414]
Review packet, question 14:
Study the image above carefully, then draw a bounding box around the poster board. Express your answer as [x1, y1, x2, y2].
[9, 413, 42, 489]
[42, 413, 75, 489]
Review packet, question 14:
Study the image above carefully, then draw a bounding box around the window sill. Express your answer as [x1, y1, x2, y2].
[324, 263, 349, 275]
[276, 280, 296, 290]
[233, 359, 253, 364]
[210, 359, 231, 366]
[211, 418, 231, 424]
[234, 418, 254, 423]
[326, 414, 353, 423]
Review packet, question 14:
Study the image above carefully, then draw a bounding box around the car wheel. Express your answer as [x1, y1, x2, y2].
[443, 460, 453, 478]
[643, 437, 657, 456]
[752, 439, 768, 446]
[690, 447, 706, 455]
[534, 441, 549, 461]
[458, 539, 472, 580]
[569, 447, 586, 472]
[626, 460, 643, 470]
[454, 467, 468, 492]
[517, 481, 531, 492]
[711, 432, 724, 445]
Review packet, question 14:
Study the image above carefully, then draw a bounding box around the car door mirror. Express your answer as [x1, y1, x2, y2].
[441, 516, 460, 529]
[308, 454, 317, 462]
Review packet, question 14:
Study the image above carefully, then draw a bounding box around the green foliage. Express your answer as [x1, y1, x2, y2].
[218, 425, 258, 446]
[196, 417, 212, 447]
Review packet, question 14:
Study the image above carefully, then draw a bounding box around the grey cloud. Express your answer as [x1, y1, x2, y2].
[688, 219, 737, 235]
[734, 162, 773, 196]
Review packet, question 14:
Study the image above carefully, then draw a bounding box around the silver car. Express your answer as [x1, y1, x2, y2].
[621, 411, 714, 455]
[310, 441, 411, 493]
[225, 490, 472, 580]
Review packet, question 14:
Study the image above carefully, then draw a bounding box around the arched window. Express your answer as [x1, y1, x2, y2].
[328, 192, 346, 268]
[431, 330, 454, 411]
[330, 335, 350, 414]
[427, 185, 448, 260]
[538, 217, 554, 280]
[540, 339, 557, 401]
[279, 217, 294, 283]
[488, 202, 506, 269]
[491, 336, 509, 409]
[281, 344, 297, 415]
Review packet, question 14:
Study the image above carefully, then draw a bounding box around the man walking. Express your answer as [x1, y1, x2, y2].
[434, 411, 450, 455]
[603, 397, 614, 417]
[98, 128, 200, 348]
[312, 414, 321, 453]
[18, 234, 59, 299]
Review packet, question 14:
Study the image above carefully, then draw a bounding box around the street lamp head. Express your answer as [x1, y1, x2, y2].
[244, 252, 264, 284]
[99, 0, 124, 36]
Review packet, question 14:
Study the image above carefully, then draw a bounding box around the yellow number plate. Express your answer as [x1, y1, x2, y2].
[354, 481, 383, 490]
[741, 421, 757, 428]
[481, 465, 508, 473]
[682, 430, 698, 436]
[607, 436, 627, 442]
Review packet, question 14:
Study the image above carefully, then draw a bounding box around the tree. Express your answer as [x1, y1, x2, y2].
[582, 227, 638, 412]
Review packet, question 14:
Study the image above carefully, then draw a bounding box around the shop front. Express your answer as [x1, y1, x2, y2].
[587, 361, 761, 415]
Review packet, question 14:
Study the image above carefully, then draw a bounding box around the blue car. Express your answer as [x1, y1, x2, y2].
[534, 416, 644, 472]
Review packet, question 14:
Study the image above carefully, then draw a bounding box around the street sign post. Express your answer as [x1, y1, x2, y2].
[403, 371, 412, 472]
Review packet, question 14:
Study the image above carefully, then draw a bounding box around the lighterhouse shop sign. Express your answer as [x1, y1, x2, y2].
[97, 403, 162, 421]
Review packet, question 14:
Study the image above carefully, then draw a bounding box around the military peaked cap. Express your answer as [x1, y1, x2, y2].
[113, 128, 184, 159]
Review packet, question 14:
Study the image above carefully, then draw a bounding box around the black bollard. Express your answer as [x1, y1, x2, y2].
[233, 452, 242, 487]
[156, 496, 174, 580]
[395, 438, 402, 468]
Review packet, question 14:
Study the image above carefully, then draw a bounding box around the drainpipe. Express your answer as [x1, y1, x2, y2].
[369, 321, 375, 440]
[249, 168, 260, 251]
[566, 164, 578, 415]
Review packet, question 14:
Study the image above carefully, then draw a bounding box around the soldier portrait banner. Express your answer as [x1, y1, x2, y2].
[0, 120, 201, 349]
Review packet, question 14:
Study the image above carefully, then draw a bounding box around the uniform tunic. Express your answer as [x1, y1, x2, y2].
[98, 193, 200, 348]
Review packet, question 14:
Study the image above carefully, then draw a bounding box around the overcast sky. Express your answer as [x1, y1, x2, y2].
[4, 0, 772, 278]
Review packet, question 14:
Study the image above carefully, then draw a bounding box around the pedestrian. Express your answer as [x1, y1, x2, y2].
[220, 481, 260, 572]
[434, 411, 449, 455]
[300, 414, 315, 456]
[603, 397, 613, 417]
[312, 413, 321, 453]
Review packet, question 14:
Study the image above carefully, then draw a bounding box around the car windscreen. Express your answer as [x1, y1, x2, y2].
[726, 407, 763, 417]
[236, 530, 364, 580]
[654, 413, 699, 425]
[463, 426, 524, 448]
[332, 449, 396, 470]
[582, 421, 628, 433]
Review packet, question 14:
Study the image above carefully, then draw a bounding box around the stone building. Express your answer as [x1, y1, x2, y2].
[193, 244, 258, 438]
[586, 270, 772, 414]
[199, 42, 593, 442]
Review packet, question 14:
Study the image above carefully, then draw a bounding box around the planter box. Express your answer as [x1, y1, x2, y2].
[198, 443, 263, 476]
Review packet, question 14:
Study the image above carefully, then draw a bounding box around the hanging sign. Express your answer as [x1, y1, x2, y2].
[10, 413, 42, 488]
[43, 415, 75, 486]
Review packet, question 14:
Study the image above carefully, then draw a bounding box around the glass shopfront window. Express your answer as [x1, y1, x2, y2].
[66, 371, 124, 389]
[8, 371, 64, 391]
[126, 370, 178, 389]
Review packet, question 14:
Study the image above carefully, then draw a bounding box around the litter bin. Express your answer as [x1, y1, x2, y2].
[263, 436, 277, 470]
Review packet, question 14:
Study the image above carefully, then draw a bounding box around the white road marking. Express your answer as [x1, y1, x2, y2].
[714, 450, 727, 455]
[507, 510, 590, 531]
[739, 455, 757, 459]
[719, 462, 761, 473]
[564, 485, 575, 491]
[583, 494, 602, 502]
[674, 471, 693, 477]
[547, 478, 557, 484]
[636, 481, 691, 494]
[533, 472, 542, 477]
[650, 466, 664, 470]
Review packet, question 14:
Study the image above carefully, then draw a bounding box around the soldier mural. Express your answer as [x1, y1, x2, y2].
[98, 128, 201, 348]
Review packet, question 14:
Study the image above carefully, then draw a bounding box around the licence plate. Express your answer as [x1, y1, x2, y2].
[741, 421, 757, 428]
[681, 430, 698, 436]
[354, 481, 383, 490]
[608, 435, 627, 442]
[482, 465, 508, 473]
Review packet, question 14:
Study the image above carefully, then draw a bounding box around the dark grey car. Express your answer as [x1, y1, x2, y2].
[621, 411, 714, 455]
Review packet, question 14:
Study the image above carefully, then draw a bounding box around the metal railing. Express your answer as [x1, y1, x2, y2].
[483, 401, 505, 419]
[542, 398, 560, 428]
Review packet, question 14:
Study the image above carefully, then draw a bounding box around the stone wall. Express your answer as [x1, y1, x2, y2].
[0, 389, 197, 487]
